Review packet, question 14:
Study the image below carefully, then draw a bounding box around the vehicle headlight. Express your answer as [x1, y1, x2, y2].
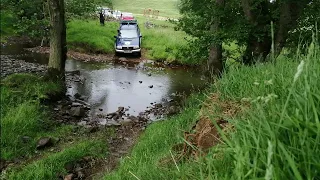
[116, 46, 122, 49]
[133, 46, 139, 49]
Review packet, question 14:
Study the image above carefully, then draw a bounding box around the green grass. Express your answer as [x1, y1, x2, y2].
[105, 41, 320, 179]
[112, 0, 180, 18]
[0, 74, 65, 160]
[6, 140, 107, 180]
[67, 20, 118, 53]
[136, 17, 190, 63]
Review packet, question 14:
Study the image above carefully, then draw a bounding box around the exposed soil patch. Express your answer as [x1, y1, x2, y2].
[160, 93, 247, 166]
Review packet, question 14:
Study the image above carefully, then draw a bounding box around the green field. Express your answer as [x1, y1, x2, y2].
[112, 0, 180, 18]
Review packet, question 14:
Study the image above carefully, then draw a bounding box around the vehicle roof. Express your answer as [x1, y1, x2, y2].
[120, 25, 138, 30]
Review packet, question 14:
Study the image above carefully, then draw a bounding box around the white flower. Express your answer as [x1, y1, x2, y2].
[293, 60, 305, 82]
[254, 82, 260, 85]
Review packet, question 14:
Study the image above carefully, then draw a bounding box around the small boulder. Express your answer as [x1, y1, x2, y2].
[139, 81, 143, 83]
[71, 102, 82, 107]
[74, 93, 81, 99]
[168, 106, 179, 115]
[117, 107, 125, 113]
[148, 85, 153, 88]
[64, 174, 74, 180]
[36, 137, 53, 150]
[155, 103, 163, 108]
[70, 107, 85, 117]
[119, 57, 127, 61]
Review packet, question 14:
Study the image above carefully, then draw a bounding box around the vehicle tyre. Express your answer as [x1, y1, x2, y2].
[137, 52, 141, 57]
[115, 51, 120, 57]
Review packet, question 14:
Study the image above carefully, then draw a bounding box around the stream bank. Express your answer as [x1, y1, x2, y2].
[0, 42, 207, 179]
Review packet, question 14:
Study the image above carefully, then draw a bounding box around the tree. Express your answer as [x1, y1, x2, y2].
[179, 0, 318, 70]
[208, 0, 225, 76]
[47, 0, 67, 80]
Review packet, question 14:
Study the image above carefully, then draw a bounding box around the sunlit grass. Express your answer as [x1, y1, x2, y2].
[67, 20, 118, 53]
[112, 0, 180, 18]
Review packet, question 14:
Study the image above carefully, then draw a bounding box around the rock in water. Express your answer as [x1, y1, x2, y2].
[70, 107, 85, 117]
[74, 93, 81, 99]
[117, 107, 125, 113]
[36, 137, 53, 150]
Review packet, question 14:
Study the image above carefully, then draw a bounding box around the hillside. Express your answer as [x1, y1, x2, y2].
[112, 0, 180, 18]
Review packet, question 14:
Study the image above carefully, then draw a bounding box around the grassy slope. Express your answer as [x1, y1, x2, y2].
[105, 43, 320, 179]
[112, 0, 180, 18]
[67, 20, 118, 53]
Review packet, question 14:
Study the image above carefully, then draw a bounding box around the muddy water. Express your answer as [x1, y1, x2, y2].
[65, 60, 206, 118]
[1, 43, 207, 119]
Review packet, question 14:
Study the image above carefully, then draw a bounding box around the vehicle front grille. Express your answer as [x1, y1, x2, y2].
[122, 47, 133, 50]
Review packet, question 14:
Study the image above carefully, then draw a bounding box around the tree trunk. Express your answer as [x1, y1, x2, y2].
[207, 0, 224, 77]
[274, 1, 306, 57]
[241, 0, 272, 64]
[48, 0, 67, 80]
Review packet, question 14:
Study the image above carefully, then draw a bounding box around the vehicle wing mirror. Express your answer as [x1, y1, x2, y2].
[114, 35, 117, 38]
[140, 35, 143, 38]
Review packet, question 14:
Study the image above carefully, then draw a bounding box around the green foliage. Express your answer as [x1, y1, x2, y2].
[0, 0, 113, 39]
[65, 0, 112, 19]
[0, 74, 64, 159]
[0, 10, 17, 40]
[105, 42, 320, 179]
[178, 0, 318, 63]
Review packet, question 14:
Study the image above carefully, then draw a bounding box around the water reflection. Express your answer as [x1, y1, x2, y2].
[65, 59, 205, 117]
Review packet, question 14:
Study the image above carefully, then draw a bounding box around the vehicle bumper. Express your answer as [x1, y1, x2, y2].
[115, 49, 141, 53]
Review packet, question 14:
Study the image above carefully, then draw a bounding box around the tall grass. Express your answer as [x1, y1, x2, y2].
[0, 74, 64, 159]
[104, 41, 320, 179]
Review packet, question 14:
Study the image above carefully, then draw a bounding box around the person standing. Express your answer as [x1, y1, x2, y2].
[99, 11, 105, 26]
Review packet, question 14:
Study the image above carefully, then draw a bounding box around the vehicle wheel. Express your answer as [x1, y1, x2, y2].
[137, 52, 141, 57]
[115, 52, 120, 57]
